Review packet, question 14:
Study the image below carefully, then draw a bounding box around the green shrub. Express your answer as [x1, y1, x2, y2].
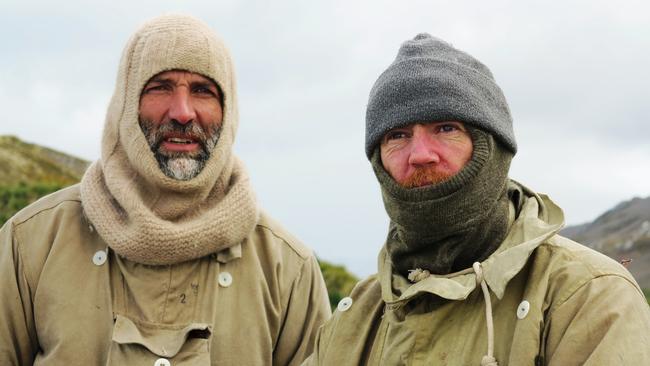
[0, 183, 65, 224]
[319, 259, 359, 310]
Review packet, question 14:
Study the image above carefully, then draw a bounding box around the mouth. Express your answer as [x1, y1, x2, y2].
[159, 133, 202, 153]
[166, 137, 196, 144]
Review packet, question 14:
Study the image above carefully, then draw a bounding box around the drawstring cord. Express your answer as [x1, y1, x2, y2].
[408, 263, 498, 366]
[473, 262, 498, 366]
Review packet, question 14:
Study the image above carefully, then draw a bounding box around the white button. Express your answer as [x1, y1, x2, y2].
[218, 272, 233, 287]
[517, 300, 530, 319]
[337, 297, 353, 312]
[92, 250, 107, 266]
[154, 358, 171, 366]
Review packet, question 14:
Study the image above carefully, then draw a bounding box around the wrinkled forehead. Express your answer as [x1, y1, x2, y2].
[384, 120, 467, 130]
[141, 69, 222, 93]
[380, 120, 471, 137]
[378, 120, 489, 149]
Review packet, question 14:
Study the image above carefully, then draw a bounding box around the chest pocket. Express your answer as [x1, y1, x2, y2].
[108, 314, 211, 366]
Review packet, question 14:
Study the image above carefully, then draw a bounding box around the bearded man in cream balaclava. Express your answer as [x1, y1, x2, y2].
[0, 14, 329, 365]
[80, 14, 255, 264]
[304, 34, 650, 366]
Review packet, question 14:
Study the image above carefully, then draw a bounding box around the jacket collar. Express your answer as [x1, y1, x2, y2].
[215, 243, 243, 264]
[379, 181, 565, 306]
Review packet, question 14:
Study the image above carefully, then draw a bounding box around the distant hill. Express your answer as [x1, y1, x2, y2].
[562, 196, 650, 290]
[0, 135, 90, 223]
[0, 135, 89, 186]
[0, 135, 358, 309]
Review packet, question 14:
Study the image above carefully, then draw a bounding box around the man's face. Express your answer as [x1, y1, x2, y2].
[139, 70, 224, 180]
[380, 121, 473, 188]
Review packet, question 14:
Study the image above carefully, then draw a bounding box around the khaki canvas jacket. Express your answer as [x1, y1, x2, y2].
[305, 186, 650, 365]
[0, 185, 331, 365]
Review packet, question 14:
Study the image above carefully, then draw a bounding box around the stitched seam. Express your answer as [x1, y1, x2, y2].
[256, 223, 309, 259]
[272, 257, 308, 352]
[12, 199, 81, 228]
[11, 221, 39, 351]
[551, 273, 643, 314]
[12, 222, 35, 298]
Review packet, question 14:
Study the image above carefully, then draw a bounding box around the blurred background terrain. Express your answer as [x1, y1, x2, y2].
[1, 135, 647, 306]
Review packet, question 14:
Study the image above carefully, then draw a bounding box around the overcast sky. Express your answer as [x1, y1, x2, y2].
[2, 0, 649, 277]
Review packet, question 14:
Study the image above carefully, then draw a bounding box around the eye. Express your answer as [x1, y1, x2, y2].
[193, 86, 210, 93]
[143, 83, 171, 94]
[437, 124, 459, 133]
[385, 130, 409, 141]
[192, 84, 217, 97]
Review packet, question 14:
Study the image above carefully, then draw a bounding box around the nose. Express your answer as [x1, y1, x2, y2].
[168, 89, 196, 124]
[408, 128, 441, 166]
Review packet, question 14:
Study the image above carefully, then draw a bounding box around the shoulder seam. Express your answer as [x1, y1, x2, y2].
[543, 235, 629, 278]
[13, 198, 82, 229]
[256, 222, 310, 260]
[274, 249, 313, 351]
[551, 273, 643, 314]
[11, 221, 37, 297]
[539, 237, 644, 311]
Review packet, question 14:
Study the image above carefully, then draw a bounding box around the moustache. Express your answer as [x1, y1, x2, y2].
[402, 166, 455, 188]
[139, 119, 216, 157]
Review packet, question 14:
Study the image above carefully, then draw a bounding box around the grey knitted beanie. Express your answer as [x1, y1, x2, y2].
[365, 33, 516, 159]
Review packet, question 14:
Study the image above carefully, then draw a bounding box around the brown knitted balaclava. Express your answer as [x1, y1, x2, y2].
[80, 14, 258, 265]
[371, 129, 513, 276]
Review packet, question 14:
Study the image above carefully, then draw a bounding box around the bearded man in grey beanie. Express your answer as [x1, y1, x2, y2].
[304, 34, 650, 366]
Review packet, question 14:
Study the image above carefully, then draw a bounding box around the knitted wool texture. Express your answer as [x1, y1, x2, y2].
[80, 14, 258, 265]
[365, 33, 516, 159]
[372, 129, 513, 275]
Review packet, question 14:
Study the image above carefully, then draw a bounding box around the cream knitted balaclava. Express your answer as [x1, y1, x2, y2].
[80, 14, 258, 265]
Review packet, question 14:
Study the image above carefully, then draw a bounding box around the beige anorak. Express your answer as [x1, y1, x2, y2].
[0, 186, 330, 365]
[306, 186, 650, 365]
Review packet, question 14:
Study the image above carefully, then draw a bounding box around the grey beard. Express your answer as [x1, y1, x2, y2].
[139, 119, 221, 181]
[159, 156, 206, 181]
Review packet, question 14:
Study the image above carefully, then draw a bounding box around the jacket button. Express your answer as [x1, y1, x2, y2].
[218, 272, 233, 287]
[92, 250, 107, 266]
[337, 297, 353, 312]
[154, 358, 171, 366]
[517, 300, 530, 319]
